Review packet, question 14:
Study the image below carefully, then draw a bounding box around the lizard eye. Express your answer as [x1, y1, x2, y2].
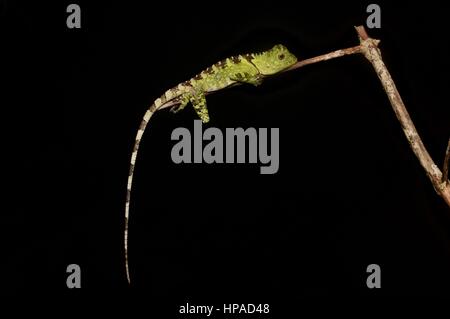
[278, 54, 285, 60]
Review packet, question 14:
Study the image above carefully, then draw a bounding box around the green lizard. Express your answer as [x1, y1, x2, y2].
[125, 44, 297, 283]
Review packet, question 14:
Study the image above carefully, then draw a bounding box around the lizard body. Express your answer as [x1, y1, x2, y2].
[125, 44, 297, 283]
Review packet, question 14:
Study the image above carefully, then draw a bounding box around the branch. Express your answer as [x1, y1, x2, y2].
[156, 26, 450, 208]
[444, 139, 450, 184]
[354, 26, 450, 207]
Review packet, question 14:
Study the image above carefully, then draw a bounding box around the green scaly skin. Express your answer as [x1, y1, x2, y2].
[125, 44, 297, 283]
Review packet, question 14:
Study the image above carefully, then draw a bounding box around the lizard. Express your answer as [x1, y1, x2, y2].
[124, 44, 297, 283]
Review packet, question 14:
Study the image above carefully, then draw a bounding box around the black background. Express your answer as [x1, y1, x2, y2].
[3, 0, 450, 305]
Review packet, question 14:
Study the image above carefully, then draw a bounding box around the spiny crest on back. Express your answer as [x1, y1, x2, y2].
[251, 44, 297, 75]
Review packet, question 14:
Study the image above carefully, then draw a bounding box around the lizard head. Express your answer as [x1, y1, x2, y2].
[251, 44, 297, 75]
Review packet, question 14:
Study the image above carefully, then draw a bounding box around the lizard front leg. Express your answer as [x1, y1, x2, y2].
[230, 72, 263, 87]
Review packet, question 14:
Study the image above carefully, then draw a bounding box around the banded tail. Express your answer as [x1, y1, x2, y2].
[125, 85, 186, 284]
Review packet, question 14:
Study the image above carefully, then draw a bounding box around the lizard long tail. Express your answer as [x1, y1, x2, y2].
[125, 94, 169, 284]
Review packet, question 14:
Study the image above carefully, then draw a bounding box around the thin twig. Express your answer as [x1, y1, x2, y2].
[285, 45, 362, 72]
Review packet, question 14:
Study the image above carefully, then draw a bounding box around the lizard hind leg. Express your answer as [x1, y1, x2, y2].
[190, 92, 210, 123]
[170, 93, 190, 113]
